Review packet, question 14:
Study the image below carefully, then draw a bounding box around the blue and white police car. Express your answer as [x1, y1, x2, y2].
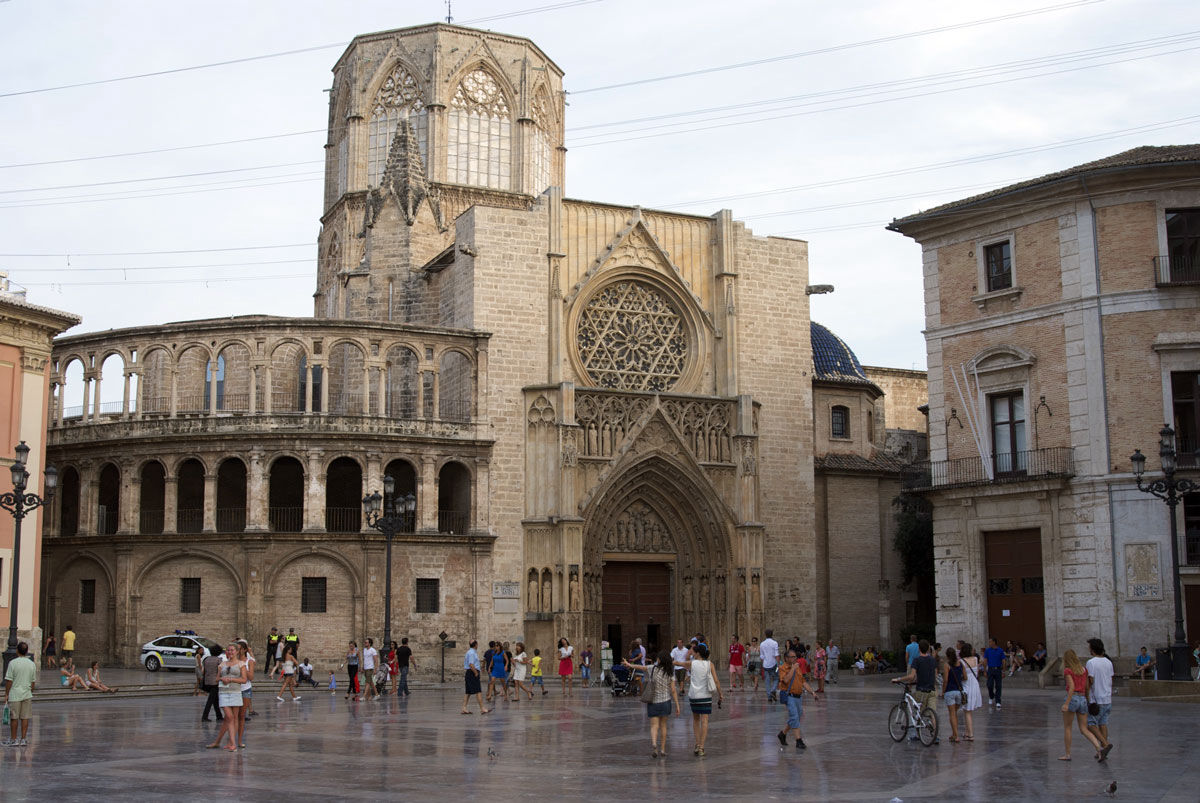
[140, 630, 222, 672]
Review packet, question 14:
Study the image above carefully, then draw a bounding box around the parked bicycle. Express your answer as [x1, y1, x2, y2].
[888, 682, 938, 745]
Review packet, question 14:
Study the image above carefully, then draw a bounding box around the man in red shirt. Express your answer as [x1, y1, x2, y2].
[729, 635, 747, 690]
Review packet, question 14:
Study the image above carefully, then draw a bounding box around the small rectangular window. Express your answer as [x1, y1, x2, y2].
[985, 241, 1012, 291]
[80, 579, 96, 614]
[301, 577, 327, 614]
[180, 578, 201, 614]
[831, 406, 850, 439]
[415, 578, 440, 614]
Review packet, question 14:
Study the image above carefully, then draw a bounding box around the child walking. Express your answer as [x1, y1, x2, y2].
[531, 649, 547, 695]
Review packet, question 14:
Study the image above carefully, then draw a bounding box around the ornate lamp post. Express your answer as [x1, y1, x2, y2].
[1, 441, 56, 675]
[363, 475, 416, 651]
[1131, 424, 1198, 681]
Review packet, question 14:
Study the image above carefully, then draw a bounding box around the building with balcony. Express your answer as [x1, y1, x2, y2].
[41, 22, 925, 666]
[890, 145, 1200, 664]
[1, 275, 80, 656]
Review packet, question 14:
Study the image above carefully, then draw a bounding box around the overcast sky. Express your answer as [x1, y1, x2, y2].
[3, 0, 1198, 393]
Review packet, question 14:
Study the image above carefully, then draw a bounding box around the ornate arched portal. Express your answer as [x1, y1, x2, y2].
[582, 452, 736, 657]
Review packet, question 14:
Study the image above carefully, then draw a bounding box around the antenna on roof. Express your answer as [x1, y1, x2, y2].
[445, 0, 453, 23]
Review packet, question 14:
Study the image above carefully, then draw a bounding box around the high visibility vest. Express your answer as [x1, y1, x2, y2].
[286, 635, 298, 644]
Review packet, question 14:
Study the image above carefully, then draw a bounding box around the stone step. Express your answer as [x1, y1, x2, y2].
[34, 682, 195, 702]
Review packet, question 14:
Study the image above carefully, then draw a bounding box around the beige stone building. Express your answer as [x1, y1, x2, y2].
[890, 145, 1200, 664]
[1, 275, 79, 659]
[40, 23, 924, 667]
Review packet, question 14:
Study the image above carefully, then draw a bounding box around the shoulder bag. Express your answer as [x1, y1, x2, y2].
[640, 667, 657, 703]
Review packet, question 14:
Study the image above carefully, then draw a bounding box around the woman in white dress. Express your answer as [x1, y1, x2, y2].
[960, 642, 982, 741]
[512, 642, 533, 701]
[208, 642, 247, 752]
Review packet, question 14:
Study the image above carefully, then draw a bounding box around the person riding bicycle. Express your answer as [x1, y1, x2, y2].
[891, 639, 938, 728]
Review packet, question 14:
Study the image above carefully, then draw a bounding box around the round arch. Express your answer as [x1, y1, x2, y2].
[263, 546, 363, 599]
[131, 548, 245, 598]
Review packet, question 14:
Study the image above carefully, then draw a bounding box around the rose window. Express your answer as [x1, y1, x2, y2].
[576, 280, 689, 391]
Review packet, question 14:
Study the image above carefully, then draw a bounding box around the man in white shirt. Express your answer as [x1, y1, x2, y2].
[826, 640, 840, 684]
[362, 638, 379, 701]
[760, 629, 780, 702]
[1085, 637, 1115, 761]
[670, 639, 690, 693]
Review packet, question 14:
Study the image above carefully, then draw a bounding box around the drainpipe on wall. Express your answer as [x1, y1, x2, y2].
[1081, 176, 1120, 658]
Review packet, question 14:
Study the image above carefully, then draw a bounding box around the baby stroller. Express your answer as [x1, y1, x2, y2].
[609, 664, 638, 697]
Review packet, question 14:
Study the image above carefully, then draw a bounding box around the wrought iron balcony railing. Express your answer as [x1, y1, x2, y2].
[902, 447, 1074, 491]
[1154, 254, 1200, 286]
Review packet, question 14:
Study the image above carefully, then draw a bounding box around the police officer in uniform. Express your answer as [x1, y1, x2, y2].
[265, 627, 281, 672]
[285, 628, 300, 659]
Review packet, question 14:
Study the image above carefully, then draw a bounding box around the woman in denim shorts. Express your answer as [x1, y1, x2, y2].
[1059, 649, 1104, 761]
[941, 647, 966, 743]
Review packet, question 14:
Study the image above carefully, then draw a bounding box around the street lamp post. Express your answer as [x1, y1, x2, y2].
[363, 475, 416, 652]
[1131, 424, 1199, 682]
[1, 441, 56, 675]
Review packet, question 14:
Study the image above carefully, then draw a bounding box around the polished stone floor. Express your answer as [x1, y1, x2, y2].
[3, 675, 1198, 801]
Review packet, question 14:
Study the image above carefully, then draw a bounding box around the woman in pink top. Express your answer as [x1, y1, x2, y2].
[1059, 649, 1104, 761]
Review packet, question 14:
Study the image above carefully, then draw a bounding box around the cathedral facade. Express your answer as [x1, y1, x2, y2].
[40, 24, 923, 666]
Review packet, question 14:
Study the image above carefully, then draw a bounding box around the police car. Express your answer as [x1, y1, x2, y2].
[140, 630, 222, 672]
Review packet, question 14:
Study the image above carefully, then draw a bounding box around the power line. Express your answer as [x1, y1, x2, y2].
[569, 42, 1200, 148]
[0, 129, 325, 170]
[569, 31, 1200, 135]
[0, 170, 321, 207]
[0, 176, 321, 209]
[21, 273, 312, 287]
[653, 114, 1200, 208]
[0, 242, 311, 257]
[0, 1, 606, 99]
[11, 258, 313, 273]
[0, 160, 322, 195]
[569, 0, 1105, 94]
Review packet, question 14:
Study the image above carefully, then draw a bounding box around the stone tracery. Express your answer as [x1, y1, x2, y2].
[576, 280, 688, 392]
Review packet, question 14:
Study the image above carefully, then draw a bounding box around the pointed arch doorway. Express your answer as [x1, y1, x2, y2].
[585, 452, 738, 660]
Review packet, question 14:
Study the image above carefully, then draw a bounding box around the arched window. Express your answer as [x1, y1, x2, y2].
[437, 461, 471, 533]
[139, 461, 165, 534]
[448, 67, 511, 190]
[59, 467, 80, 536]
[527, 87, 553, 195]
[98, 463, 120, 535]
[831, 405, 850, 439]
[269, 457, 305, 533]
[368, 64, 427, 186]
[216, 458, 247, 532]
[439, 350, 473, 422]
[177, 459, 205, 533]
[325, 457, 362, 532]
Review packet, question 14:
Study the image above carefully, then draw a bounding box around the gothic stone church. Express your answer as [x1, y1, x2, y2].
[41, 23, 926, 665]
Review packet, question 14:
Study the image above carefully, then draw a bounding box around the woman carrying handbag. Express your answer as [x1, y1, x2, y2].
[674, 643, 723, 756]
[624, 651, 680, 757]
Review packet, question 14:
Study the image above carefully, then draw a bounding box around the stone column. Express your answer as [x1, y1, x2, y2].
[118, 467, 138, 535]
[54, 381, 65, 427]
[114, 545, 134, 664]
[263, 365, 273, 414]
[362, 364, 371, 415]
[473, 457, 490, 534]
[81, 373, 93, 423]
[376, 366, 386, 418]
[305, 449, 325, 531]
[420, 455, 437, 531]
[162, 475, 178, 534]
[169, 368, 179, 418]
[320, 364, 330, 415]
[364, 452, 382, 531]
[131, 371, 143, 420]
[92, 372, 103, 418]
[77, 461, 96, 535]
[208, 361, 219, 415]
[121, 371, 131, 417]
[246, 449, 268, 532]
[304, 363, 314, 413]
[248, 364, 258, 415]
[203, 469, 218, 533]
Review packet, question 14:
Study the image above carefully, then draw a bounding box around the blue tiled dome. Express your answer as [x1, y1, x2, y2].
[811, 321, 872, 385]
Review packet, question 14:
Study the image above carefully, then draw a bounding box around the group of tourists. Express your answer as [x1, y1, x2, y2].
[891, 633, 1118, 765]
[338, 637, 416, 701]
[461, 637, 588, 712]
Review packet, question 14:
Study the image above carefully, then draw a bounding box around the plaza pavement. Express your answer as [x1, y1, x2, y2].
[3, 673, 1198, 801]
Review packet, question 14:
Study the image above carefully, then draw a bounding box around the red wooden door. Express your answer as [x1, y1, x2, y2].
[984, 529, 1046, 648]
[602, 562, 671, 655]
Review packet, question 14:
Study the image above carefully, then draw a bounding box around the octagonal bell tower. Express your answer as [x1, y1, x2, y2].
[315, 23, 566, 321]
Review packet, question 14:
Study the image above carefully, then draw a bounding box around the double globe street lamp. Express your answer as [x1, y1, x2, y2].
[1131, 424, 1198, 682]
[363, 475, 416, 653]
[1, 442, 56, 675]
